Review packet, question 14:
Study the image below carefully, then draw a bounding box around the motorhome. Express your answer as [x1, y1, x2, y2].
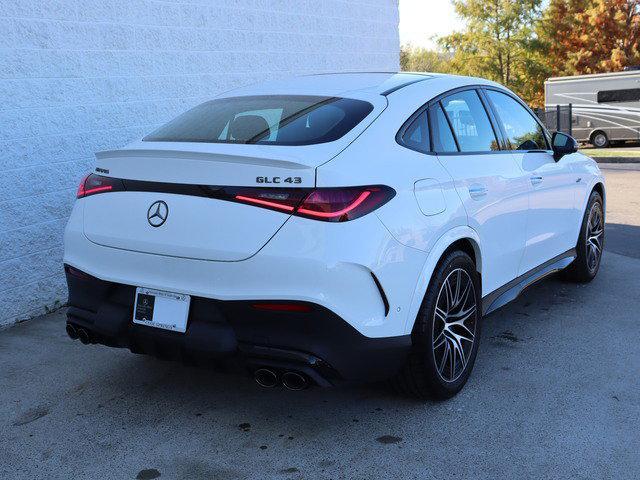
[545, 70, 640, 147]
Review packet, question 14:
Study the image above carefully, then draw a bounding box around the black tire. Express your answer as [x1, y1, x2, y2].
[392, 250, 482, 400]
[591, 131, 609, 148]
[563, 191, 604, 283]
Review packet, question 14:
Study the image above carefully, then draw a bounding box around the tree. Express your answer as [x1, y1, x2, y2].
[541, 0, 640, 76]
[400, 45, 452, 73]
[537, 0, 589, 78]
[438, 0, 544, 103]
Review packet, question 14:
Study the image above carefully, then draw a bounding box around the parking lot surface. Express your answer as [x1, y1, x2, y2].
[601, 165, 640, 259]
[1, 168, 639, 480]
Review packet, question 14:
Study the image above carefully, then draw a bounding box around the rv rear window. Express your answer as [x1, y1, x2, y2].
[597, 88, 640, 103]
[143, 95, 374, 145]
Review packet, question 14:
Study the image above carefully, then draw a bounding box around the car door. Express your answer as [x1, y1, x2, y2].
[433, 89, 530, 296]
[483, 88, 579, 275]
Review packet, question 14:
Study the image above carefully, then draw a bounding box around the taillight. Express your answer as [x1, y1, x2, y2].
[76, 174, 124, 198]
[296, 187, 383, 221]
[232, 188, 307, 213]
[230, 185, 394, 222]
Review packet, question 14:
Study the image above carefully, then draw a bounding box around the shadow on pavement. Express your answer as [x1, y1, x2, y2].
[605, 223, 640, 259]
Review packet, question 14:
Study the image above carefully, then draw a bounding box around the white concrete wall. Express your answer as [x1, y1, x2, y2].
[0, 0, 399, 327]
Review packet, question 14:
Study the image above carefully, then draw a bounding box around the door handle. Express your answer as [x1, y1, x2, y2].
[468, 185, 488, 199]
[530, 176, 543, 186]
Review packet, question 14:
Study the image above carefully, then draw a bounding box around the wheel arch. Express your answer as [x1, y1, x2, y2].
[442, 238, 481, 275]
[583, 180, 606, 217]
[591, 182, 606, 226]
[572, 178, 606, 245]
[592, 181, 605, 208]
[403, 226, 482, 335]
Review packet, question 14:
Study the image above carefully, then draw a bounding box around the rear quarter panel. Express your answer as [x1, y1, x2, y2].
[317, 86, 472, 335]
[316, 82, 468, 255]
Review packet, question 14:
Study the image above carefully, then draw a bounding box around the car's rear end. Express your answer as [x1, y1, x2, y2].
[63, 81, 421, 387]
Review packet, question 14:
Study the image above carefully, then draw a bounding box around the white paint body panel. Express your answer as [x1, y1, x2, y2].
[63, 73, 604, 339]
[414, 179, 447, 216]
[436, 152, 529, 296]
[514, 151, 581, 274]
[83, 192, 292, 261]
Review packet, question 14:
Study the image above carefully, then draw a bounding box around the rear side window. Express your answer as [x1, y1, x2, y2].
[401, 111, 430, 152]
[144, 95, 374, 146]
[486, 90, 548, 150]
[441, 90, 499, 152]
[430, 103, 458, 153]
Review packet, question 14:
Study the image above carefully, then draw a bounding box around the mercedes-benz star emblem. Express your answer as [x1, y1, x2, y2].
[147, 200, 168, 227]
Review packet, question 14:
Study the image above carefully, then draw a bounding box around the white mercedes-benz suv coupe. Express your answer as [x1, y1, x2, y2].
[63, 73, 605, 398]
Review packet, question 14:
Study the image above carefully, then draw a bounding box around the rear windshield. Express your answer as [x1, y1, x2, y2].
[143, 95, 374, 145]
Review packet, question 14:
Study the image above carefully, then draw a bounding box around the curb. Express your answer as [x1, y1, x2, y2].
[592, 157, 640, 164]
[597, 163, 640, 171]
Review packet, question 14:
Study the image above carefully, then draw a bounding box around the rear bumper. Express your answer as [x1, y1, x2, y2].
[64, 200, 427, 338]
[65, 266, 411, 384]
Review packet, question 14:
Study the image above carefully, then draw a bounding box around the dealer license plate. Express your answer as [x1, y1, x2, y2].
[132, 287, 190, 333]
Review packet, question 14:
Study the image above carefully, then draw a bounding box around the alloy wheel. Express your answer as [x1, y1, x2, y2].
[586, 203, 604, 273]
[432, 268, 477, 383]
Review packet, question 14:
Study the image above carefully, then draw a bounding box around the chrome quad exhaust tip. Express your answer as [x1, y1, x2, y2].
[253, 368, 278, 388]
[281, 371, 309, 391]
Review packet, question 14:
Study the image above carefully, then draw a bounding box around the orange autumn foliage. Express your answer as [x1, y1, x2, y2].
[543, 0, 640, 76]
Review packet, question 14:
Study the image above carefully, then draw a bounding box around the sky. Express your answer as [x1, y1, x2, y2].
[399, 0, 462, 48]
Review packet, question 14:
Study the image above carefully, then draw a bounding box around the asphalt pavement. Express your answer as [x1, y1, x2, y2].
[601, 165, 640, 259]
[1, 168, 639, 480]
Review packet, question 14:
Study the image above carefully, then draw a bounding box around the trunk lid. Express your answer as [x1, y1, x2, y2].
[83, 144, 321, 262]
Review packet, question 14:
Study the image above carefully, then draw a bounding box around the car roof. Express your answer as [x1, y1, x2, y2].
[218, 72, 504, 101]
[217, 72, 434, 98]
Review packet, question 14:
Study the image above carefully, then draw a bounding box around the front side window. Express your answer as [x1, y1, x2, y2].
[401, 110, 430, 152]
[144, 95, 374, 145]
[486, 90, 548, 150]
[441, 90, 499, 152]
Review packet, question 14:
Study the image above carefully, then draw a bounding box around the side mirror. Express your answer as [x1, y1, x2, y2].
[551, 132, 578, 161]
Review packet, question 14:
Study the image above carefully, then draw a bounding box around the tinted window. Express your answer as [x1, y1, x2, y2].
[486, 90, 548, 150]
[401, 111, 430, 152]
[441, 90, 499, 152]
[144, 95, 374, 145]
[597, 88, 640, 103]
[430, 103, 458, 153]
